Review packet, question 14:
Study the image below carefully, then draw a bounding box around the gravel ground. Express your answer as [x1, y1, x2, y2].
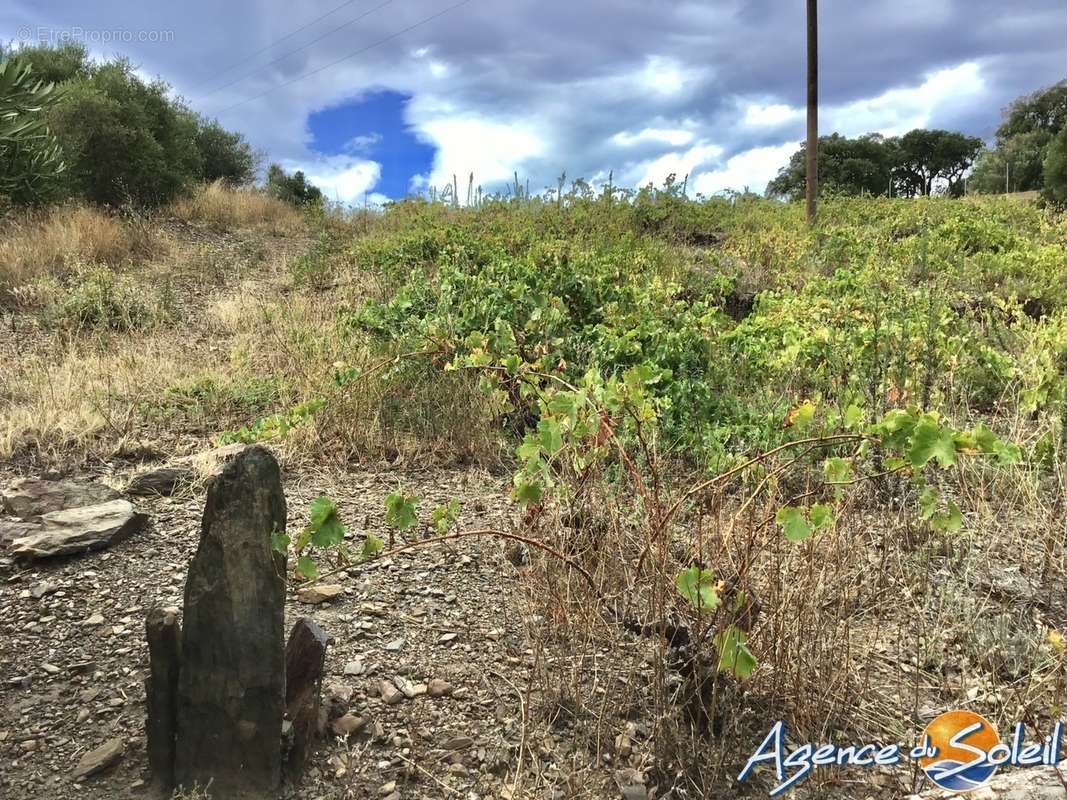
[0, 463, 554, 800]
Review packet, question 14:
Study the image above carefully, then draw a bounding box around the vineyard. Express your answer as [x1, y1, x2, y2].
[2, 186, 1066, 798]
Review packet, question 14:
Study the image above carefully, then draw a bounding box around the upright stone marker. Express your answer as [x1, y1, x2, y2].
[145, 606, 181, 793]
[174, 446, 287, 798]
[284, 617, 328, 776]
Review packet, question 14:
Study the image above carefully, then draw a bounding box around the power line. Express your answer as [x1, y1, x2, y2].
[210, 0, 473, 115]
[190, 0, 365, 91]
[197, 0, 396, 101]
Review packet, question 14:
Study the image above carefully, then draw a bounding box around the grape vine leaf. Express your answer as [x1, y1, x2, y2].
[776, 506, 812, 542]
[715, 625, 757, 680]
[675, 565, 721, 612]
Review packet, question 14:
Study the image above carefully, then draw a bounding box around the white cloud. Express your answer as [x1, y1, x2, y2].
[637, 55, 706, 98]
[291, 156, 382, 204]
[691, 142, 799, 195]
[743, 103, 802, 127]
[827, 62, 985, 137]
[630, 142, 724, 189]
[406, 99, 548, 190]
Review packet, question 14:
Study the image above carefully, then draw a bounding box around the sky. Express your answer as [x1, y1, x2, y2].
[5, 1, 1066, 204]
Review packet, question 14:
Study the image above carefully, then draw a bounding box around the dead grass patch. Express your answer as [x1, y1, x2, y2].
[169, 182, 305, 236]
[0, 205, 161, 293]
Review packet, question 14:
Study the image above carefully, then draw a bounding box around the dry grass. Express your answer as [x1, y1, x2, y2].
[169, 182, 305, 236]
[0, 205, 160, 292]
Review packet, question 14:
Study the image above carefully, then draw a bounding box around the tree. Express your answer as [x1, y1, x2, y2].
[2, 43, 259, 207]
[0, 57, 66, 205]
[46, 59, 203, 206]
[970, 81, 1067, 194]
[894, 129, 982, 197]
[1043, 124, 1067, 204]
[266, 164, 323, 207]
[195, 118, 257, 185]
[767, 133, 896, 200]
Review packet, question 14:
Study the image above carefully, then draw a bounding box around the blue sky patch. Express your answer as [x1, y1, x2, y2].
[307, 90, 435, 198]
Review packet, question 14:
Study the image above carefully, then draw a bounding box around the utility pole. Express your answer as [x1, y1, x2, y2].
[806, 0, 818, 224]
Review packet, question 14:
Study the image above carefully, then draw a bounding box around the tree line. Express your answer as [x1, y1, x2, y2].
[0, 43, 319, 209]
[767, 80, 1067, 203]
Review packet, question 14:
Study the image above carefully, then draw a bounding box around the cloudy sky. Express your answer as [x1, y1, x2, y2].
[6, 1, 1066, 203]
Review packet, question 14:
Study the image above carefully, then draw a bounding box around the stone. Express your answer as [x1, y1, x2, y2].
[126, 466, 193, 497]
[71, 737, 124, 780]
[2, 477, 119, 518]
[296, 584, 345, 604]
[393, 675, 418, 699]
[380, 680, 403, 705]
[427, 678, 453, 697]
[10, 500, 148, 560]
[174, 446, 287, 799]
[384, 637, 405, 651]
[284, 617, 328, 777]
[342, 660, 365, 676]
[330, 714, 366, 736]
[145, 605, 182, 793]
[30, 581, 60, 599]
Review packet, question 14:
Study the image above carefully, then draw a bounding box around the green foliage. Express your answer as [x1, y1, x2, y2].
[195, 118, 257, 185]
[266, 163, 323, 207]
[384, 490, 418, 532]
[51, 265, 163, 330]
[1043, 125, 1067, 204]
[675, 565, 721, 612]
[430, 499, 461, 534]
[766, 129, 982, 199]
[0, 57, 66, 204]
[218, 398, 325, 444]
[3, 43, 254, 207]
[971, 81, 1067, 195]
[715, 625, 757, 680]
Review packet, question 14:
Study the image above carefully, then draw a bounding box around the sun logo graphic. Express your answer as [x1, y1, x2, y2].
[919, 710, 1000, 792]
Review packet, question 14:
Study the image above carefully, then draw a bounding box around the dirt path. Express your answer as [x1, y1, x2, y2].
[0, 463, 552, 799]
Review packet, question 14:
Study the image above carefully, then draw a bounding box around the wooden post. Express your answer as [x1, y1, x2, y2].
[806, 0, 818, 224]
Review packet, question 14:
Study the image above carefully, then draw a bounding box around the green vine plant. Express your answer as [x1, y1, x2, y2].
[271, 335, 1022, 688]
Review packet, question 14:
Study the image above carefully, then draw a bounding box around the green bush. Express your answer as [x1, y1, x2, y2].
[1043, 125, 1067, 204]
[4, 43, 256, 208]
[266, 164, 323, 207]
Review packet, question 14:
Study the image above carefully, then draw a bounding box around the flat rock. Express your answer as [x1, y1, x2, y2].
[11, 500, 148, 560]
[380, 680, 403, 705]
[3, 477, 119, 518]
[126, 466, 193, 497]
[297, 584, 345, 604]
[71, 737, 124, 780]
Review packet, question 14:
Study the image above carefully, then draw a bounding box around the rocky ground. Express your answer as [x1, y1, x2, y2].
[0, 461, 555, 800]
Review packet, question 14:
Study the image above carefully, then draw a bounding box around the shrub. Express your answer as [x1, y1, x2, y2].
[50, 264, 158, 330]
[266, 164, 323, 207]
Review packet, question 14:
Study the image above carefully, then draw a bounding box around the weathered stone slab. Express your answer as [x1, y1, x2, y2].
[174, 445, 287, 799]
[2, 477, 119, 518]
[284, 617, 328, 776]
[126, 466, 193, 497]
[145, 606, 182, 793]
[10, 500, 147, 560]
[71, 737, 124, 780]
